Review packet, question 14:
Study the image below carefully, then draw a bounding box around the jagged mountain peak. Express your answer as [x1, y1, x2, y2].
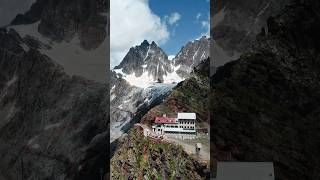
[114, 40, 176, 84]
[141, 39, 150, 47]
[173, 36, 210, 78]
[113, 36, 210, 87]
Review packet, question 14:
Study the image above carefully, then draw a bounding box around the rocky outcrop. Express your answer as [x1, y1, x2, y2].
[0, 27, 108, 180]
[210, 1, 320, 179]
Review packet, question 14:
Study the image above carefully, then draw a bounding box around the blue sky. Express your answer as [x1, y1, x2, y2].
[150, 0, 210, 56]
[110, 0, 210, 68]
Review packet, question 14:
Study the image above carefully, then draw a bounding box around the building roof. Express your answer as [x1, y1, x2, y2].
[155, 117, 177, 124]
[177, 113, 196, 120]
[216, 162, 274, 180]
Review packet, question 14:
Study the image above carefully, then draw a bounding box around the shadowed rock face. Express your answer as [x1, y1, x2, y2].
[211, 0, 291, 67]
[210, 0, 320, 179]
[8, 0, 108, 83]
[11, 0, 107, 50]
[0, 28, 109, 180]
[0, 0, 109, 178]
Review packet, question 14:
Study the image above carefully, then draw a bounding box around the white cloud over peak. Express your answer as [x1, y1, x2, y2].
[110, 0, 170, 68]
[168, 55, 175, 60]
[196, 13, 202, 20]
[200, 13, 210, 37]
[166, 12, 181, 25]
[201, 21, 209, 29]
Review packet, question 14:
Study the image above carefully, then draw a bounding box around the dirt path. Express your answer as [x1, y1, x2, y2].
[165, 135, 210, 162]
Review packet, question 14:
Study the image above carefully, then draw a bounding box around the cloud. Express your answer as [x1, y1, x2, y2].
[168, 55, 175, 60]
[196, 13, 201, 20]
[202, 13, 210, 36]
[201, 21, 209, 29]
[166, 12, 181, 25]
[110, 0, 170, 68]
[196, 13, 210, 39]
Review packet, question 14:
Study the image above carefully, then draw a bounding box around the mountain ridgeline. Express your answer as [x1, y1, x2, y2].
[113, 36, 209, 83]
[174, 37, 210, 78]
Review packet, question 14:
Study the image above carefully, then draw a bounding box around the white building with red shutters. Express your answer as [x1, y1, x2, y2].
[152, 113, 196, 135]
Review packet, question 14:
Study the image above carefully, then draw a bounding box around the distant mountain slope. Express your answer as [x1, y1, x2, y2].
[174, 36, 210, 78]
[210, 1, 320, 179]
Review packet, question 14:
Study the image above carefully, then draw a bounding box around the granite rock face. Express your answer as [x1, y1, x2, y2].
[210, 1, 320, 179]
